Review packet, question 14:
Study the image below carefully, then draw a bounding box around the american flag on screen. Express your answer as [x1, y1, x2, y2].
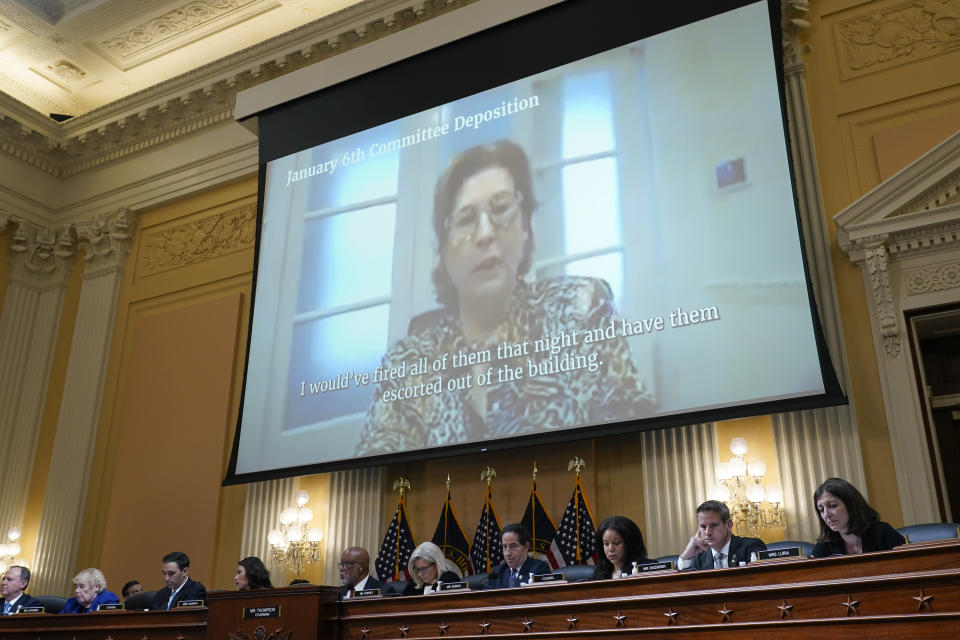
[547, 477, 598, 568]
[469, 484, 503, 574]
[375, 497, 416, 582]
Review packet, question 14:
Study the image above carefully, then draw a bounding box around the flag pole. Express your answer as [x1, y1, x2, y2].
[530, 462, 538, 552]
[568, 457, 586, 564]
[443, 474, 451, 551]
[481, 466, 496, 572]
[393, 478, 410, 581]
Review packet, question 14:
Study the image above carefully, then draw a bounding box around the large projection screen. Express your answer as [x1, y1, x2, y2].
[226, 0, 844, 482]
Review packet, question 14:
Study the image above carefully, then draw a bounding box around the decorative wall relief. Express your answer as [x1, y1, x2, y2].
[905, 260, 960, 294]
[863, 242, 901, 357]
[138, 203, 256, 276]
[834, 0, 960, 80]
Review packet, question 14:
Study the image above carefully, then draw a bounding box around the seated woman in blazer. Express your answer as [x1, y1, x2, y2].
[61, 568, 120, 614]
[593, 515, 656, 579]
[402, 542, 462, 596]
[811, 477, 905, 557]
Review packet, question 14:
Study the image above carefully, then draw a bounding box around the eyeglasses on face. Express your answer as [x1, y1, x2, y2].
[412, 563, 435, 574]
[338, 562, 362, 569]
[446, 190, 523, 244]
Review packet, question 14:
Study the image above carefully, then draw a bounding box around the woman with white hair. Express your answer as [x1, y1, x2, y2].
[60, 568, 120, 613]
[401, 541, 462, 596]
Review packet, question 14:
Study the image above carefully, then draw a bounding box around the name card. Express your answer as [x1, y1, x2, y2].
[757, 547, 801, 560]
[96, 603, 124, 611]
[354, 588, 381, 598]
[437, 581, 468, 592]
[243, 606, 281, 619]
[176, 599, 205, 608]
[16, 606, 44, 614]
[639, 561, 674, 572]
[530, 573, 566, 584]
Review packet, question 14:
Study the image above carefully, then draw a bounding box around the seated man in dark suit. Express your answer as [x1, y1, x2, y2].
[338, 547, 383, 599]
[152, 552, 207, 610]
[487, 523, 551, 588]
[1, 566, 43, 614]
[677, 500, 766, 570]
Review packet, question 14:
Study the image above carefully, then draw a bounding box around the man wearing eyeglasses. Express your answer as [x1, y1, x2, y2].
[338, 547, 382, 599]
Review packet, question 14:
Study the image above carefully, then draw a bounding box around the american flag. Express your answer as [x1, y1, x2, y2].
[547, 477, 598, 568]
[520, 480, 557, 562]
[375, 497, 416, 582]
[431, 487, 472, 576]
[469, 485, 503, 574]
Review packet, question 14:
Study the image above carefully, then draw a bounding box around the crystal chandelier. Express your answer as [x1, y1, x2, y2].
[267, 491, 323, 576]
[714, 438, 786, 538]
[0, 527, 26, 574]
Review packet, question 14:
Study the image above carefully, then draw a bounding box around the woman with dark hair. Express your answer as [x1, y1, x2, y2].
[811, 477, 905, 557]
[235, 557, 273, 590]
[593, 516, 654, 579]
[357, 140, 655, 455]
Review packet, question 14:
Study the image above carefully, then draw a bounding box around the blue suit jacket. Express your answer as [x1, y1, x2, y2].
[61, 589, 120, 614]
[487, 557, 551, 588]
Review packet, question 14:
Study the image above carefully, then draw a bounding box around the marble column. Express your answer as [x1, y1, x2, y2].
[0, 220, 74, 548]
[30, 208, 135, 594]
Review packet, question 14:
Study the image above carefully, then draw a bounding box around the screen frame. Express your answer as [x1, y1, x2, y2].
[223, 0, 846, 486]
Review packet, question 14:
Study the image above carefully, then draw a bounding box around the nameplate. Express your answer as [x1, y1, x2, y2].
[176, 599, 205, 608]
[530, 573, 566, 584]
[437, 581, 468, 592]
[354, 588, 381, 598]
[243, 606, 281, 619]
[757, 547, 801, 560]
[96, 603, 124, 611]
[16, 606, 44, 614]
[639, 561, 674, 572]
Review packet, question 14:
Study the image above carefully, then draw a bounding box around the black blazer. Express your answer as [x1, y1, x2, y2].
[400, 570, 460, 596]
[151, 578, 207, 610]
[339, 575, 384, 599]
[688, 535, 766, 570]
[811, 521, 905, 557]
[487, 557, 551, 589]
[592, 556, 659, 579]
[1, 593, 44, 614]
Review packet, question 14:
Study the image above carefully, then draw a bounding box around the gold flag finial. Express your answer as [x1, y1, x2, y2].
[532, 461, 538, 482]
[568, 456, 586, 477]
[481, 466, 497, 486]
[393, 477, 411, 499]
[444, 473, 452, 491]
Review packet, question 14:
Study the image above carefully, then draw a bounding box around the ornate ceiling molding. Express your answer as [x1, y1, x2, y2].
[0, 0, 474, 178]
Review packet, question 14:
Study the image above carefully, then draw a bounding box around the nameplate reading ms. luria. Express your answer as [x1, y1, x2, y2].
[243, 606, 281, 619]
[177, 599, 205, 608]
[758, 547, 801, 560]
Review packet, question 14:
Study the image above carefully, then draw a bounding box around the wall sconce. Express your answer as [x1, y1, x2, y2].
[267, 490, 323, 576]
[714, 439, 785, 538]
[0, 527, 27, 574]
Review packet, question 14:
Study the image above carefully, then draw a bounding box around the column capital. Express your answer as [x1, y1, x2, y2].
[782, 0, 811, 73]
[74, 207, 136, 276]
[9, 220, 75, 290]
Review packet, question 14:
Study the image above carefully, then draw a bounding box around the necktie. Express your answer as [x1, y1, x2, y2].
[509, 570, 520, 587]
[3, 600, 11, 615]
[715, 552, 726, 568]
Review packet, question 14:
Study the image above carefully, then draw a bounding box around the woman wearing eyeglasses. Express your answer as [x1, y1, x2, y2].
[357, 140, 655, 456]
[402, 542, 462, 596]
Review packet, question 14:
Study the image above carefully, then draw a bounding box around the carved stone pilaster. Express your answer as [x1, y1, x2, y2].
[782, 0, 811, 74]
[74, 207, 135, 276]
[0, 210, 10, 232]
[8, 221, 74, 289]
[862, 240, 900, 358]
